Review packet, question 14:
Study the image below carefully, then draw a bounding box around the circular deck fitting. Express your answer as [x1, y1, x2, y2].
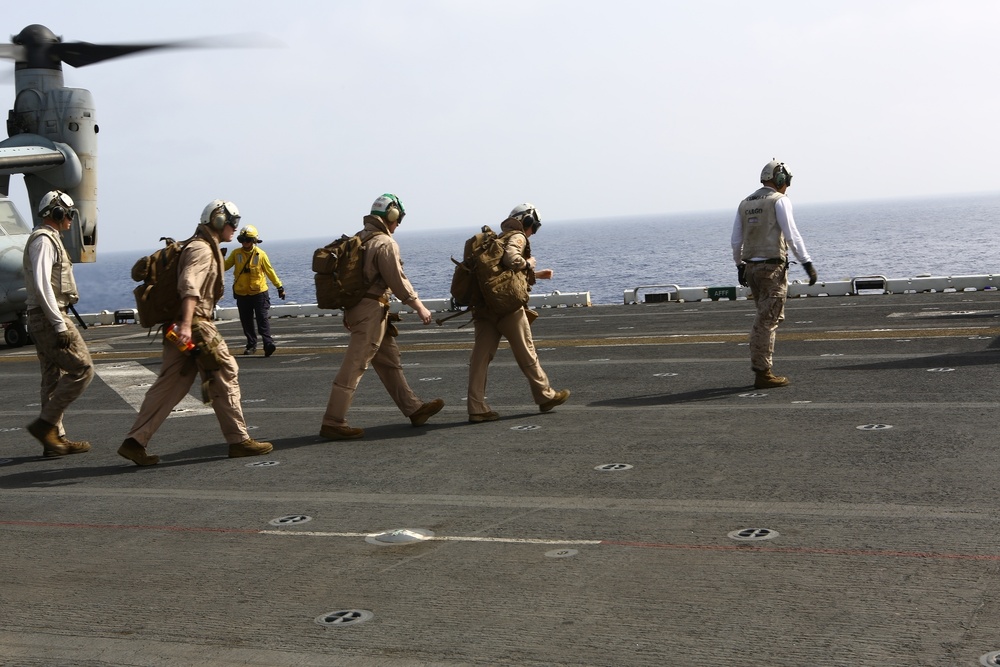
[791, 400, 812, 404]
[617, 326, 634, 330]
[981, 651, 1000, 666]
[243, 398, 266, 403]
[857, 424, 893, 431]
[538, 347, 555, 351]
[653, 372, 678, 377]
[366, 528, 434, 546]
[595, 463, 633, 472]
[0, 458, 13, 466]
[315, 609, 374, 628]
[401, 362, 421, 367]
[246, 425, 259, 430]
[738, 392, 767, 399]
[546, 548, 579, 558]
[0, 427, 22, 433]
[418, 377, 442, 382]
[728, 528, 779, 542]
[510, 425, 541, 431]
[589, 358, 610, 362]
[269, 515, 312, 526]
[794, 320, 813, 324]
[132, 383, 152, 388]
[821, 353, 843, 357]
[926, 368, 955, 372]
[170, 408, 191, 414]
[246, 460, 280, 468]
[970, 336, 991, 340]
[26, 402, 40, 407]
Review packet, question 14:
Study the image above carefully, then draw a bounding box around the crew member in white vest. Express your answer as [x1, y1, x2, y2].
[22, 190, 95, 457]
[731, 159, 818, 389]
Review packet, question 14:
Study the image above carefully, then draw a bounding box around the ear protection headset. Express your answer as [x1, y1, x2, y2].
[42, 191, 75, 222]
[384, 204, 400, 224]
[210, 202, 240, 230]
[762, 160, 792, 188]
[773, 164, 791, 188]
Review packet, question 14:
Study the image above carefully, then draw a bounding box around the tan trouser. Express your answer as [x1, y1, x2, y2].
[126, 321, 248, 446]
[746, 261, 787, 372]
[467, 307, 556, 415]
[323, 297, 422, 425]
[27, 309, 94, 433]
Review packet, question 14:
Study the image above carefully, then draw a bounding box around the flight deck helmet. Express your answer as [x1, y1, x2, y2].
[371, 193, 406, 224]
[760, 159, 793, 188]
[237, 224, 261, 244]
[38, 190, 77, 222]
[200, 199, 241, 230]
[509, 202, 541, 233]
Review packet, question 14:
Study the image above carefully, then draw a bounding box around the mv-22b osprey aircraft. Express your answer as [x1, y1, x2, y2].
[0, 24, 211, 346]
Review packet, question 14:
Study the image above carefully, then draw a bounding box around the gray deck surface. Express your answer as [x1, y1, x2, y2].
[3, 292, 1000, 666]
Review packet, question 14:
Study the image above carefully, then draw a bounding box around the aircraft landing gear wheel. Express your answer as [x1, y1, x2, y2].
[4, 323, 29, 348]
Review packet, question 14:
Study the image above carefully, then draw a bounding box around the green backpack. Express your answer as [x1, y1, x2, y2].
[313, 231, 385, 310]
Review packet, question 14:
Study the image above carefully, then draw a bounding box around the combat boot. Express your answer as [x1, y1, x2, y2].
[320, 422, 364, 440]
[229, 438, 273, 458]
[754, 370, 790, 389]
[118, 438, 160, 466]
[27, 418, 71, 457]
[539, 389, 571, 413]
[409, 399, 445, 426]
[57, 435, 92, 456]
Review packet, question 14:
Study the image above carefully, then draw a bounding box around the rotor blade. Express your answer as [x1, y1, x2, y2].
[0, 44, 27, 61]
[54, 34, 280, 68]
[54, 41, 181, 68]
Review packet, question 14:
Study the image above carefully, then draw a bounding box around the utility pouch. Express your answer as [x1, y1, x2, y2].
[387, 311, 401, 337]
[191, 320, 224, 372]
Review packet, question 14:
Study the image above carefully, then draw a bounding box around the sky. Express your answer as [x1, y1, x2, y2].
[2, 1, 999, 253]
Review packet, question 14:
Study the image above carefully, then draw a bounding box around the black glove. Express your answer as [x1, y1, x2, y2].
[803, 262, 818, 286]
[737, 264, 748, 287]
[277, 286, 286, 300]
[56, 330, 73, 349]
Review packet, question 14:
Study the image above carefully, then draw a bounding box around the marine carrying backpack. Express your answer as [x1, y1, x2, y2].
[450, 225, 529, 316]
[313, 231, 385, 310]
[130, 236, 191, 329]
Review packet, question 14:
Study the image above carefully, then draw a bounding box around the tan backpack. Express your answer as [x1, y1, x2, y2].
[130, 236, 192, 328]
[313, 231, 385, 310]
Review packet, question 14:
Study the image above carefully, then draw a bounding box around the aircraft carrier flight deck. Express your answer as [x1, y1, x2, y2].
[3, 292, 1000, 667]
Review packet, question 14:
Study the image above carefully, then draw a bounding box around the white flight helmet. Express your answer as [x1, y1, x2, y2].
[200, 199, 241, 230]
[371, 193, 406, 224]
[509, 202, 541, 232]
[38, 190, 76, 222]
[760, 159, 793, 188]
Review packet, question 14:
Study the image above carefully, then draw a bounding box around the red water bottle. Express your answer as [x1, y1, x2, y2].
[165, 323, 196, 354]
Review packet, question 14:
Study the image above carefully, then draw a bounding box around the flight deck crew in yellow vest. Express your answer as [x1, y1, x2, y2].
[731, 159, 818, 389]
[224, 225, 285, 357]
[22, 190, 94, 457]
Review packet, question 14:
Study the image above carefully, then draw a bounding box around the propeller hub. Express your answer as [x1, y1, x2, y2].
[12, 24, 63, 71]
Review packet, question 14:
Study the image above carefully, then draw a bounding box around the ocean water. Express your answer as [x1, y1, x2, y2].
[70, 192, 1000, 313]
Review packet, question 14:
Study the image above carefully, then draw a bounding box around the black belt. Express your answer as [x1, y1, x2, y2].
[746, 258, 784, 265]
